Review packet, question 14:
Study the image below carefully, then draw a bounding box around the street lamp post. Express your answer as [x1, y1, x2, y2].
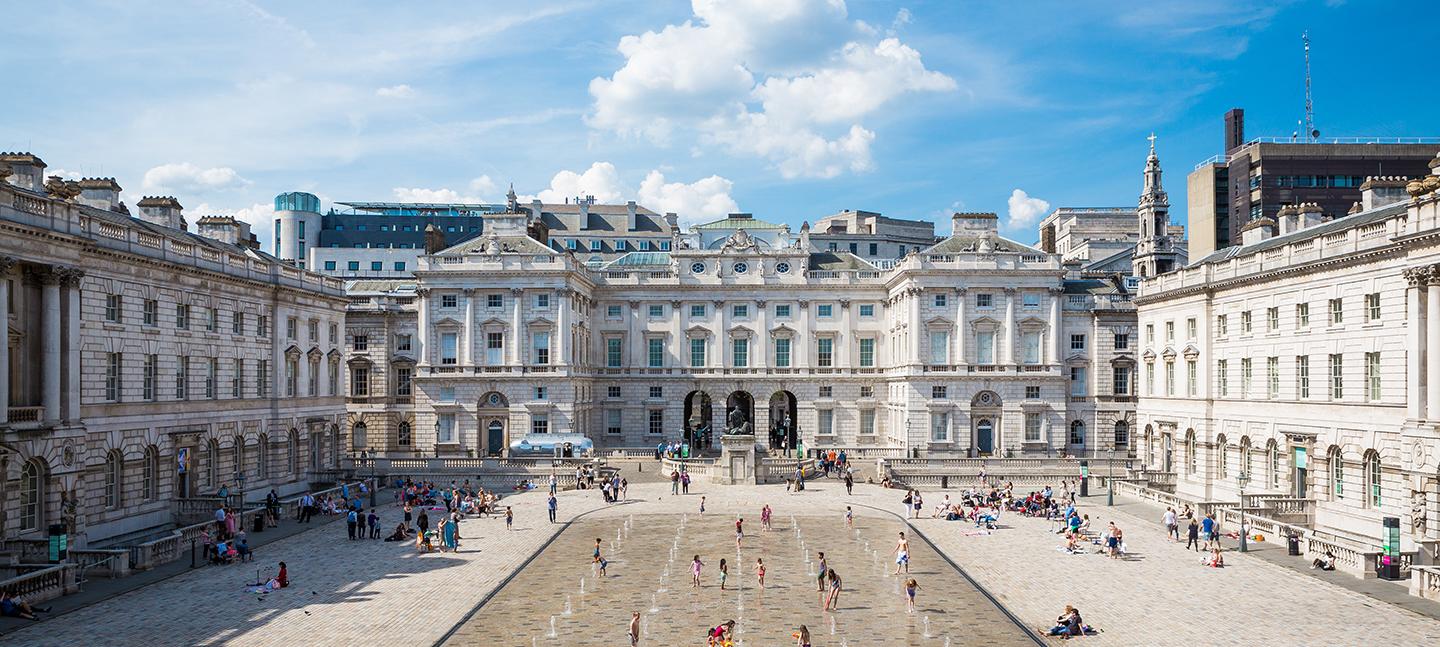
[1237, 471, 1250, 553]
[1107, 445, 1115, 506]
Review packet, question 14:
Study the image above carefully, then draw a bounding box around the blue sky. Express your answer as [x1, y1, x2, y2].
[3, 0, 1434, 251]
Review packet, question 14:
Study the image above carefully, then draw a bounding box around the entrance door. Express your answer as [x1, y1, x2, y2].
[976, 419, 994, 456]
[486, 421, 505, 457]
[1293, 446, 1308, 498]
[1162, 435, 1173, 472]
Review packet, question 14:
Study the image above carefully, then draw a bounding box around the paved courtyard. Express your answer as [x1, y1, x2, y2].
[6, 472, 1440, 646]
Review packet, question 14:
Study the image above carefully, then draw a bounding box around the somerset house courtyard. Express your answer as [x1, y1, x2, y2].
[2, 2, 1440, 645]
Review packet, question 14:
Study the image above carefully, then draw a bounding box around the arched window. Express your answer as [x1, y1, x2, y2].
[105, 449, 123, 509]
[288, 429, 299, 474]
[1069, 420, 1085, 446]
[1239, 437, 1252, 481]
[1144, 424, 1155, 464]
[257, 434, 270, 479]
[1267, 439, 1281, 489]
[20, 459, 47, 531]
[233, 436, 245, 481]
[1185, 429, 1197, 475]
[397, 421, 412, 447]
[1113, 421, 1129, 447]
[1215, 434, 1228, 479]
[352, 422, 368, 450]
[1365, 451, 1382, 508]
[1328, 446, 1344, 500]
[142, 446, 159, 501]
[206, 439, 219, 488]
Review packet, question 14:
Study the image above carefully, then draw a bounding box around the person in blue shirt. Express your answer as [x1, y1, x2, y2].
[347, 509, 359, 540]
[547, 494, 558, 523]
[1200, 514, 1216, 550]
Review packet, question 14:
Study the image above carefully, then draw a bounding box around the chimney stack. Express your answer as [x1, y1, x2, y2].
[0, 152, 47, 191]
[1239, 215, 1275, 245]
[951, 212, 999, 237]
[424, 223, 447, 254]
[626, 200, 638, 231]
[136, 196, 186, 230]
[77, 177, 123, 211]
[1224, 108, 1245, 153]
[195, 215, 257, 249]
[1360, 176, 1410, 212]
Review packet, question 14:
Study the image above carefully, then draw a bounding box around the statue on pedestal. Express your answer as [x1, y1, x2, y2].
[726, 405, 753, 435]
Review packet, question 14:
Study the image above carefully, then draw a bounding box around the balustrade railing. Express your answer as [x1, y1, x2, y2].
[1411, 566, 1440, 602]
[0, 564, 77, 602]
[6, 406, 43, 423]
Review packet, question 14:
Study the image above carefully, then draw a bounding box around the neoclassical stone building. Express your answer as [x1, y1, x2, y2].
[0, 153, 347, 547]
[1136, 162, 1440, 550]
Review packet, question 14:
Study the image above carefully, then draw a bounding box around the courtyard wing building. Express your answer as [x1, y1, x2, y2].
[0, 153, 347, 547]
[1136, 154, 1440, 553]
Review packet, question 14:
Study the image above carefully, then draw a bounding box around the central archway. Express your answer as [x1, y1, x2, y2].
[684, 391, 714, 450]
[768, 391, 798, 450]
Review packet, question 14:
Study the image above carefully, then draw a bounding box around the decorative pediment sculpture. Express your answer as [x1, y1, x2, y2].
[482, 231, 502, 257]
[721, 228, 757, 252]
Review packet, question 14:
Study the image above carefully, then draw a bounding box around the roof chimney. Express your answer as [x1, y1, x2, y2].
[136, 196, 186, 231]
[196, 215, 257, 249]
[0, 152, 47, 191]
[578, 195, 593, 225]
[1360, 176, 1410, 212]
[1239, 216, 1275, 245]
[1275, 205, 1300, 235]
[951, 212, 999, 236]
[77, 177, 123, 211]
[626, 200, 638, 231]
[1224, 108, 1245, 153]
[424, 223, 447, 254]
[664, 212, 678, 231]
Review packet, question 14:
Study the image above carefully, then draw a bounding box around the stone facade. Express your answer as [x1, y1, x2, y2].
[0, 154, 348, 546]
[1136, 155, 1440, 549]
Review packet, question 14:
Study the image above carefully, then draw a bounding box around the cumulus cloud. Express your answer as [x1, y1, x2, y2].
[391, 175, 497, 204]
[1006, 189, 1050, 229]
[375, 84, 415, 98]
[190, 201, 277, 252]
[142, 163, 250, 194]
[535, 162, 626, 204]
[587, 0, 952, 179]
[638, 170, 739, 227]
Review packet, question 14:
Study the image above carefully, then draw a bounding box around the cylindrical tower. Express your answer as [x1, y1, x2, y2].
[274, 191, 320, 267]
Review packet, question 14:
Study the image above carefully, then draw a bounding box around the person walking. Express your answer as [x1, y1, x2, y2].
[1163, 507, 1179, 542]
[505, 506, 514, 531]
[893, 532, 910, 575]
[719, 558, 729, 590]
[299, 493, 315, 523]
[1186, 516, 1200, 551]
[368, 509, 380, 539]
[1200, 514, 1216, 551]
[699, 495, 706, 514]
[548, 493, 558, 524]
[346, 508, 359, 540]
[629, 611, 641, 647]
[735, 517, 744, 549]
[755, 558, 766, 589]
[911, 491, 924, 520]
[815, 552, 828, 594]
[691, 555, 704, 588]
[682, 471, 691, 495]
[671, 470, 681, 496]
[904, 578, 920, 613]
[844, 469, 854, 495]
[549, 473, 558, 496]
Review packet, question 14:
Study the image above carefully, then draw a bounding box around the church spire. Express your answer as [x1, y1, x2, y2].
[1142, 132, 1166, 203]
[1134, 133, 1177, 278]
[506, 182, 518, 211]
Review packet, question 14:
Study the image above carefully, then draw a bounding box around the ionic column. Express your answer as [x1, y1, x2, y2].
[462, 288, 477, 366]
[554, 289, 568, 368]
[1003, 288, 1016, 365]
[908, 289, 922, 366]
[754, 301, 768, 369]
[0, 257, 14, 424]
[416, 289, 431, 367]
[714, 300, 726, 369]
[797, 301, 811, 369]
[671, 300, 683, 367]
[1049, 287, 1063, 365]
[510, 288, 523, 367]
[1428, 271, 1440, 420]
[39, 268, 62, 422]
[1405, 268, 1425, 419]
[839, 299, 853, 369]
[953, 288, 966, 365]
[63, 269, 82, 419]
[626, 300, 640, 368]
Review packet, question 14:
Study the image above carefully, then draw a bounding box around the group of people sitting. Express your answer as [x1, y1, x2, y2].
[0, 589, 51, 621]
[200, 526, 253, 565]
[397, 478, 501, 518]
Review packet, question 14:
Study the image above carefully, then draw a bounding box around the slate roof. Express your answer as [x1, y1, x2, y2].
[808, 251, 878, 271]
[1191, 201, 1408, 266]
[922, 234, 1045, 255]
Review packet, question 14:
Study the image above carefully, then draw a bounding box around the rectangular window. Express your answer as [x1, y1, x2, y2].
[775, 304, 791, 318]
[489, 294, 505, 309]
[1329, 354, 1344, 399]
[258, 315, 268, 337]
[1026, 385, 1041, 399]
[285, 357, 297, 397]
[206, 308, 216, 331]
[1022, 331, 1041, 365]
[606, 304, 622, 319]
[144, 299, 158, 326]
[607, 410, 623, 435]
[536, 293, 550, 308]
[930, 412, 949, 442]
[929, 331, 948, 364]
[732, 304, 748, 318]
[533, 331, 550, 365]
[1070, 334, 1085, 350]
[232, 311, 244, 335]
[176, 304, 190, 329]
[535, 386, 547, 400]
[328, 360, 338, 396]
[176, 356, 188, 399]
[819, 409, 835, 436]
[869, 242, 878, 256]
[861, 409, 875, 435]
[1187, 318, 1197, 339]
[330, 323, 337, 345]
[976, 293, 993, 308]
[1146, 323, 1154, 344]
[1113, 367, 1130, 395]
[860, 385, 874, 398]
[1071, 366, 1087, 396]
[143, 354, 157, 401]
[395, 367, 412, 396]
[607, 338, 623, 368]
[648, 338, 664, 368]
[819, 386, 832, 398]
[394, 262, 406, 272]
[1217, 359, 1228, 397]
[353, 335, 368, 351]
[1165, 321, 1175, 342]
[817, 304, 833, 318]
[774, 337, 791, 367]
[976, 331, 995, 364]
[324, 261, 337, 271]
[1267, 356, 1279, 398]
[1216, 314, 1227, 336]
[1296, 303, 1309, 328]
[351, 368, 369, 396]
[257, 360, 268, 397]
[859, 304, 875, 317]
[1241, 358, 1252, 397]
[441, 294, 457, 308]
[105, 294, 122, 323]
[859, 338, 875, 367]
[437, 414, 456, 443]
[1267, 307, 1278, 331]
[396, 334, 412, 352]
[1165, 362, 1175, 396]
[1366, 352, 1381, 401]
[1114, 333, 1129, 350]
[648, 386, 663, 399]
[690, 338, 706, 367]
[934, 294, 948, 308]
[440, 332, 458, 365]
[932, 385, 947, 399]
[1365, 293, 1380, 322]
[1296, 355, 1310, 399]
[1023, 293, 1040, 308]
[286, 316, 297, 339]
[648, 410, 664, 435]
[690, 304, 705, 318]
[347, 261, 360, 271]
[1025, 413, 1042, 442]
[733, 338, 748, 367]
[648, 304, 664, 318]
[307, 319, 317, 341]
[1330, 298, 1343, 324]
[817, 338, 833, 367]
[105, 352, 121, 401]
[1240, 311, 1251, 333]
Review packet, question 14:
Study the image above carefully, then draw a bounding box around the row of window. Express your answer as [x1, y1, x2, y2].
[324, 260, 407, 272]
[102, 295, 339, 343]
[560, 238, 671, 252]
[1167, 436, 1383, 508]
[1208, 352, 1382, 401]
[102, 353, 339, 402]
[1147, 295, 1383, 346]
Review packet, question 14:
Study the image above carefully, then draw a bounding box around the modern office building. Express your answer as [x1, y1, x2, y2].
[1186, 108, 1440, 258]
[0, 152, 348, 547]
[1137, 152, 1440, 557]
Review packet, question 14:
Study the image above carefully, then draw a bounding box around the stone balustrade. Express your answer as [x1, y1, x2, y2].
[660, 457, 716, 479]
[0, 563, 78, 602]
[1410, 566, 1440, 602]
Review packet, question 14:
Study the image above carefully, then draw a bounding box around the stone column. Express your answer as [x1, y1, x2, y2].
[462, 288, 477, 366]
[1428, 272, 1440, 420]
[416, 289, 431, 367]
[39, 268, 62, 422]
[1049, 288, 1063, 365]
[839, 299, 853, 369]
[554, 289, 568, 368]
[1003, 288, 1016, 365]
[754, 301, 768, 369]
[671, 300, 683, 367]
[63, 268, 83, 420]
[908, 289, 922, 366]
[714, 300, 727, 369]
[953, 288, 966, 365]
[0, 257, 13, 424]
[627, 300, 640, 368]
[797, 301, 811, 369]
[510, 288, 523, 367]
[1404, 268, 1426, 420]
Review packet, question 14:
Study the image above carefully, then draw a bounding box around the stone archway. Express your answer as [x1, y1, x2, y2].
[725, 391, 755, 435]
[768, 391, 798, 450]
[684, 391, 714, 450]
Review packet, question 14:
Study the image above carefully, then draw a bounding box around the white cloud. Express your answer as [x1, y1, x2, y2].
[1006, 189, 1050, 229]
[142, 163, 249, 194]
[637, 170, 738, 228]
[468, 175, 498, 196]
[535, 162, 626, 204]
[190, 201, 277, 252]
[587, 0, 953, 179]
[391, 175, 497, 204]
[46, 168, 83, 180]
[375, 84, 415, 98]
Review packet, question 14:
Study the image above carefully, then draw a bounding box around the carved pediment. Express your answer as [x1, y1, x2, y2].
[306, 347, 324, 361]
[1182, 344, 1201, 360]
[728, 324, 755, 339]
[769, 323, 797, 338]
[924, 316, 953, 329]
[527, 316, 555, 328]
[685, 324, 713, 338]
[1160, 347, 1176, 360]
[432, 316, 463, 328]
[1141, 349, 1156, 362]
[969, 315, 1001, 329]
[346, 355, 374, 367]
[390, 355, 416, 366]
[283, 344, 301, 358]
[480, 316, 509, 328]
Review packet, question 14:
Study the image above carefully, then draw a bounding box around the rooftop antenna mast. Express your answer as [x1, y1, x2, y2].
[1303, 31, 1319, 142]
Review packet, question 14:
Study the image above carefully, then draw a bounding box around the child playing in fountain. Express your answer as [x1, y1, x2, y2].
[904, 578, 920, 613]
[755, 557, 766, 589]
[707, 620, 736, 646]
[793, 624, 811, 647]
[692, 555, 704, 588]
[719, 558, 729, 590]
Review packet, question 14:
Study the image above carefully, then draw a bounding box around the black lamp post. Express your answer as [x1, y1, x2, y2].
[1237, 471, 1250, 552]
[1107, 445, 1115, 506]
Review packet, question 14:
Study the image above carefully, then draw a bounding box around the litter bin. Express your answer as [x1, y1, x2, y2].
[253, 513, 265, 533]
[1286, 532, 1301, 556]
[941, 476, 949, 489]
